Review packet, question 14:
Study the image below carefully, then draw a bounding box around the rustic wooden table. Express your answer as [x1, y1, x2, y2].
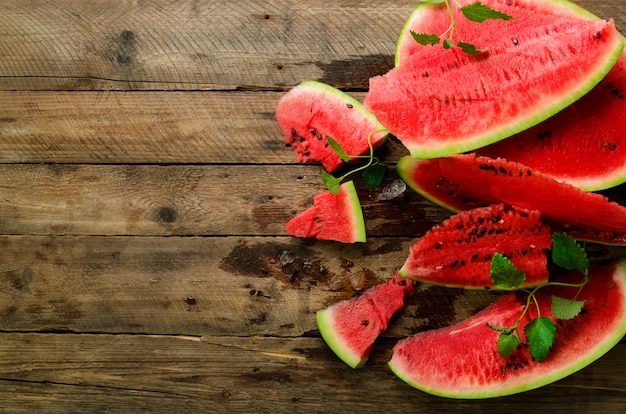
[1, 0, 625, 412]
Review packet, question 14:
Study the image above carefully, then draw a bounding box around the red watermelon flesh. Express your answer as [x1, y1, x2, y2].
[389, 260, 626, 398]
[399, 204, 551, 289]
[477, 51, 626, 191]
[285, 180, 366, 243]
[396, 154, 626, 237]
[395, 0, 626, 191]
[365, 8, 624, 159]
[276, 80, 387, 172]
[316, 273, 416, 369]
[395, 0, 600, 68]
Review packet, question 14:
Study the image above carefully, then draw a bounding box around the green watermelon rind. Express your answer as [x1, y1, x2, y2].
[396, 155, 463, 213]
[390, 0, 625, 160]
[316, 306, 367, 369]
[388, 260, 626, 399]
[342, 180, 367, 243]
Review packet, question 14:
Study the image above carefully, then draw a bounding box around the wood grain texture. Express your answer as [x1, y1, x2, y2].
[0, 0, 409, 91]
[0, 91, 409, 164]
[0, 333, 624, 413]
[0, 163, 452, 236]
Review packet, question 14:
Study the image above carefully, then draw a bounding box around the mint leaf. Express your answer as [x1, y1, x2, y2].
[361, 163, 386, 190]
[461, 2, 514, 23]
[551, 295, 585, 320]
[524, 317, 557, 362]
[497, 332, 520, 358]
[443, 38, 454, 49]
[490, 253, 526, 289]
[410, 31, 440, 46]
[457, 41, 485, 55]
[325, 135, 351, 162]
[551, 232, 589, 271]
[322, 170, 341, 194]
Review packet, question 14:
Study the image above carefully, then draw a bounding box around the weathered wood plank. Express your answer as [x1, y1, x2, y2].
[0, 0, 624, 92]
[0, 91, 412, 164]
[0, 0, 410, 91]
[0, 234, 506, 336]
[0, 163, 448, 236]
[1, 234, 624, 336]
[0, 333, 624, 412]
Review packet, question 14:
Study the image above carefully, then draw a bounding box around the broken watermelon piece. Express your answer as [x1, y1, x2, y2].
[316, 273, 416, 369]
[389, 260, 626, 398]
[397, 154, 626, 239]
[276, 80, 387, 172]
[365, 1, 624, 159]
[395, 0, 626, 191]
[399, 204, 551, 289]
[285, 180, 366, 243]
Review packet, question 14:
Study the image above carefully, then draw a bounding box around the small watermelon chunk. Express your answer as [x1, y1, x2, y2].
[389, 260, 626, 398]
[399, 204, 551, 289]
[397, 154, 626, 238]
[365, 8, 624, 159]
[286, 180, 366, 243]
[316, 273, 416, 369]
[276, 80, 387, 172]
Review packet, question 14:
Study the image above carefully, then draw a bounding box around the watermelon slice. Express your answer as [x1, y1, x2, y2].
[399, 204, 552, 289]
[395, 0, 626, 191]
[316, 273, 416, 369]
[396, 154, 626, 237]
[389, 260, 626, 398]
[364, 2, 624, 159]
[285, 180, 366, 243]
[477, 51, 626, 191]
[276, 80, 387, 172]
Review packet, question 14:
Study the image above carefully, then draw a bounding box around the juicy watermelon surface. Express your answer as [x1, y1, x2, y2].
[365, 2, 624, 158]
[285, 180, 366, 243]
[478, 52, 626, 191]
[316, 273, 416, 369]
[399, 204, 551, 289]
[397, 154, 626, 236]
[389, 260, 626, 399]
[276, 80, 387, 172]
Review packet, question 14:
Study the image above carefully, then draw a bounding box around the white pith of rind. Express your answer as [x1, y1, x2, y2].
[388, 260, 626, 399]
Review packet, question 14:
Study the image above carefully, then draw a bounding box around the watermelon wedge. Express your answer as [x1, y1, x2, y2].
[364, 2, 624, 159]
[276, 80, 387, 172]
[397, 154, 626, 238]
[285, 180, 366, 243]
[394, 0, 626, 191]
[399, 204, 552, 289]
[389, 260, 626, 398]
[316, 273, 416, 369]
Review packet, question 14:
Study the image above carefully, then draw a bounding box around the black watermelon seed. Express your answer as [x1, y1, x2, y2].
[346, 103, 353, 108]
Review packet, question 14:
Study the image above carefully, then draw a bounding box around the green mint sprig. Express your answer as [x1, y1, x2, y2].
[322, 129, 387, 194]
[486, 233, 589, 362]
[411, 1, 514, 55]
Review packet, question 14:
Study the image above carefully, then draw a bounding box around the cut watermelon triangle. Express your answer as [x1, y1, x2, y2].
[276, 80, 387, 173]
[365, 2, 624, 159]
[285, 180, 366, 243]
[316, 273, 416, 369]
[389, 260, 626, 398]
[399, 204, 552, 289]
[396, 154, 626, 241]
